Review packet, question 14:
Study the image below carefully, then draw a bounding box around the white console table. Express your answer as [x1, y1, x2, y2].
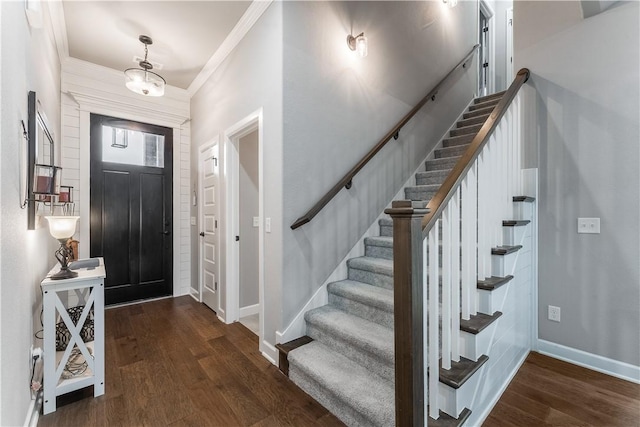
[41, 258, 106, 414]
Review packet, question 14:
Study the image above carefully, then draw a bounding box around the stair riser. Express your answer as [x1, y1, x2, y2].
[491, 250, 521, 277]
[450, 124, 482, 137]
[474, 92, 504, 104]
[439, 364, 486, 418]
[379, 223, 393, 237]
[306, 324, 395, 382]
[348, 268, 394, 289]
[459, 321, 499, 361]
[365, 243, 393, 260]
[469, 99, 499, 111]
[463, 106, 494, 119]
[328, 293, 394, 329]
[425, 157, 460, 172]
[415, 171, 449, 186]
[435, 144, 469, 159]
[457, 114, 489, 128]
[477, 280, 510, 315]
[404, 188, 436, 201]
[288, 368, 383, 427]
[443, 134, 475, 148]
[503, 226, 530, 247]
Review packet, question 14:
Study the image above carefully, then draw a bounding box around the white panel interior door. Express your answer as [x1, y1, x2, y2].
[200, 143, 220, 313]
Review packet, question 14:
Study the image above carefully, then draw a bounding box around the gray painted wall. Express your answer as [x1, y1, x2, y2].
[0, 2, 62, 424]
[282, 1, 478, 327]
[515, 1, 640, 365]
[239, 130, 259, 309]
[190, 2, 283, 347]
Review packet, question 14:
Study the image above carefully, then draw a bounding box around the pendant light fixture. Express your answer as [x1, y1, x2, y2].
[124, 35, 166, 97]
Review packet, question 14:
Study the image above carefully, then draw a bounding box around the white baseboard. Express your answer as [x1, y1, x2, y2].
[23, 391, 42, 427]
[189, 289, 200, 302]
[538, 339, 640, 384]
[260, 340, 278, 365]
[239, 303, 260, 318]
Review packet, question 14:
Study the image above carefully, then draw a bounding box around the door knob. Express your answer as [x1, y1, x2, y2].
[163, 230, 171, 235]
[199, 232, 205, 237]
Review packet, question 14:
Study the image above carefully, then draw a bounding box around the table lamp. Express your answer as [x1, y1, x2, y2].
[45, 216, 80, 280]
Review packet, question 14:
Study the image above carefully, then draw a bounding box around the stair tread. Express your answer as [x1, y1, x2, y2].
[430, 408, 472, 427]
[477, 275, 514, 291]
[328, 280, 394, 312]
[513, 195, 536, 203]
[305, 306, 394, 362]
[288, 340, 394, 427]
[469, 97, 501, 111]
[450, 123, 482, 136]
[474, 90, 506, 104]
[348, 256, 393, 277]
[443, 133, 475, 147]
[463, 105, 495, 119]
[364, 236, 393, 248]
[491, 245, 523, 255]
[406, 184, 440, 191]
[439, 355, 489, 389]
[503, 220, 531, 227]
[457, 114, 490, 128]
[460, 311, 502, 334]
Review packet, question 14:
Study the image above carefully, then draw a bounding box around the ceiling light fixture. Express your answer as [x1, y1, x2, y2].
[347, 32, 368, 58]
[443, 0, 458, 8]
[124, 35, 166, 97]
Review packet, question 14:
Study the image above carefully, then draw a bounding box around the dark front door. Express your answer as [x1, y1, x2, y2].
[90, 114, 173, 305]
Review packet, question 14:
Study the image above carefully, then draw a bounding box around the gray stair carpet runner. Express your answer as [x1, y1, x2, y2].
[288, 92, 504, 427]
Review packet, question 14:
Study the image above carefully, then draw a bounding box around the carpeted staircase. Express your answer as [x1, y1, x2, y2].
[280, 92, 508, 427]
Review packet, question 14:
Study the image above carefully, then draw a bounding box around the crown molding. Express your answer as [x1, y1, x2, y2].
[187, 0, 273, 97]
[47, 0, 69, 62]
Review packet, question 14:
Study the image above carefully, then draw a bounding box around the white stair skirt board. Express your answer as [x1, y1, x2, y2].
[23, 391, 43, 427]
[239, 303, 260, 317]
[261, 340, 278, 365]
[538, 340, 640, 384]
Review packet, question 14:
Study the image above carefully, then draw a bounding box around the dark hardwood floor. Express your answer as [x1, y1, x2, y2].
[38, 296, 344, 427]
[484, 351, 640, 427]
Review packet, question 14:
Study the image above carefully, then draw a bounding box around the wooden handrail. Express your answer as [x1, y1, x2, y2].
[421, 68, 530, 235]
[290, 44, 481, 230]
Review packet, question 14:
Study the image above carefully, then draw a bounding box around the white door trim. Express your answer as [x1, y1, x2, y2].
[74, 101, 187, 299]
[223, 108, 265, 354]
[198, 137, 219, 307]
[478, 0, 496, 95]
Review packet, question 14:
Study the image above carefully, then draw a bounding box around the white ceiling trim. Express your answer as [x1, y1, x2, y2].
[186, 0, 273, 97]
[47, 0, 69, 62]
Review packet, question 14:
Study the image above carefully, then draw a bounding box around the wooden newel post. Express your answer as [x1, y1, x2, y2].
[384, 200, 428, 427]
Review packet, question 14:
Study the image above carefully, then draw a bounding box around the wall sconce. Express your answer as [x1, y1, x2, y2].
[347, 32, 368, 58]
[443, 0, 458, 8]
[45, 216, 80, 280]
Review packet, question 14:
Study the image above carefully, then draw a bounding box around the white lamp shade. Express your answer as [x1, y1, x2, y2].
[356, 35, 368, 58]
[45, 216, 79, 240]
[124, 68, 165, 97]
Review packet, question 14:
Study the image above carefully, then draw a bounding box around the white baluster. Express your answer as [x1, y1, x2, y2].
[442, 203, 452, 370]
[451, 187, 461, 362]
[428, 222, 440, 420]
[468, 162, 478, 316]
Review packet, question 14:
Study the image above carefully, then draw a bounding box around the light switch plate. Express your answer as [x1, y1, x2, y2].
[578, 218, 600, 234]
[190, 217, 196, 226]
[253, 217, 260, 227]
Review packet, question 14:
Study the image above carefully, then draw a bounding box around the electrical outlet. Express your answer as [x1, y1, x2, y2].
[190, 216, 196, 226]
[578, 218, 600, 234]
[265, 218, 271, 233]
[548, 305, 561, 322]
[253, 217, 260, 227]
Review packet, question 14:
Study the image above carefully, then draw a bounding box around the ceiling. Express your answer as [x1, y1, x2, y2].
[62, 1, 252, 90]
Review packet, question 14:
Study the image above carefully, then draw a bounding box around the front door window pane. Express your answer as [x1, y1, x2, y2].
[102, 125, 165, 168]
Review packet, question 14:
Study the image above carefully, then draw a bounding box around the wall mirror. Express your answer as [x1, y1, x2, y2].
[27, 91, 59, 230]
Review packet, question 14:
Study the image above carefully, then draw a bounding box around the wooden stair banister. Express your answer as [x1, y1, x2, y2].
[386, 69, 530, 427]
[421, 68, 530, 236]
[290, 44, 480, 230]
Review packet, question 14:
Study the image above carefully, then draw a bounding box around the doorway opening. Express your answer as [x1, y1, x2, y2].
[478, 0, 495, 96]
[224, 109, 265, 348]
[89, 114, 173, 305]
